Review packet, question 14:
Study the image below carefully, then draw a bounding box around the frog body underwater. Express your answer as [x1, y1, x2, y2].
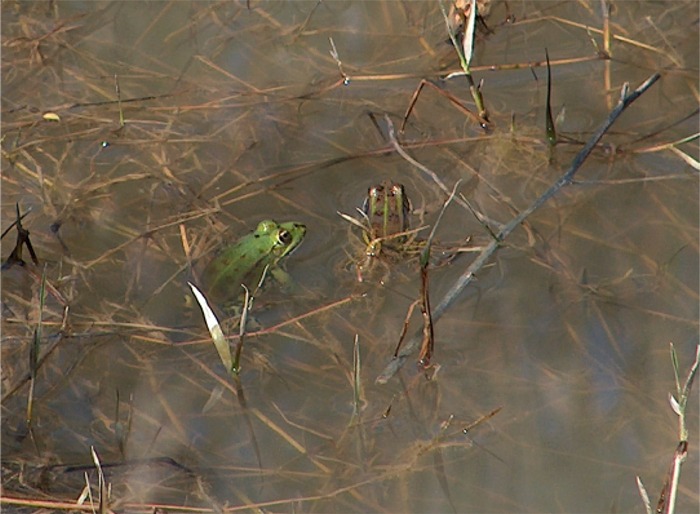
[352, 180, 418, 281]
[353, 180, 472, 282]
[362, 180, 412, 248]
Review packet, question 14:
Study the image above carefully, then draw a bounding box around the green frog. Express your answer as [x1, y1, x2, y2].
[202, 219, 306, 301]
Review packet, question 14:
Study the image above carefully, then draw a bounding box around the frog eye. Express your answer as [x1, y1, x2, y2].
[389, 184, 402, 197]
[277, 230, 293, 246]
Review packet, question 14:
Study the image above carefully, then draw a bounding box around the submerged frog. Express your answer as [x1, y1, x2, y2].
[202, 219, 306, 301]
[353, 180, 420, 281]
[352, 181, 472, 282]
[362, 180, 412, 249]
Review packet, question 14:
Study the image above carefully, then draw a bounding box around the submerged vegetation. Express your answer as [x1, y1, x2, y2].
[2, 1, 698, 512]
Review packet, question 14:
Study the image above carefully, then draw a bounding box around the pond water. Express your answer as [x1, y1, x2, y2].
[2, 1, 698, 512]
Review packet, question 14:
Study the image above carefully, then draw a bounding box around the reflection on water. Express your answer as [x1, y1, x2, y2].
[2, 1, 698, 512]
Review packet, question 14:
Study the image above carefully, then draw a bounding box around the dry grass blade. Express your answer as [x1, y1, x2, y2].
[337, 210, 367, 231]
[417, 264, 434, 367]
[394, 299, 421, 358]
[248, 408, 332, 474]
[416, 407, 502, 459]
[233, 285, 253, 374]
[232, 376, 264, 478]
[90, 446, 109, 514]
[544, 48, 556, 146]
[328, 37, 350, 85]
[243, 295, 356, 338]
[600, 0, 613, 110]
[2, 204, 38, 269]
[417, 180, 461, 368]
[401, 78, 483, 132]
[113, 74, 124, 128]
[636, 475, 653, 514]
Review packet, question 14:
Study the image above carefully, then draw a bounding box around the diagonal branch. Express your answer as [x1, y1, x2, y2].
[377, 72, 661, 384]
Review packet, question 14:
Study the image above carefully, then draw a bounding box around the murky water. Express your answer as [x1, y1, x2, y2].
[2, 1, 698, 512]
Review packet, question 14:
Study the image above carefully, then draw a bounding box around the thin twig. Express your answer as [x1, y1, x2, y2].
[385, 114, 486, 228]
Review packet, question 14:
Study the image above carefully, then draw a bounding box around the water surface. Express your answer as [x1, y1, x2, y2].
[2, 1, 698, 512]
